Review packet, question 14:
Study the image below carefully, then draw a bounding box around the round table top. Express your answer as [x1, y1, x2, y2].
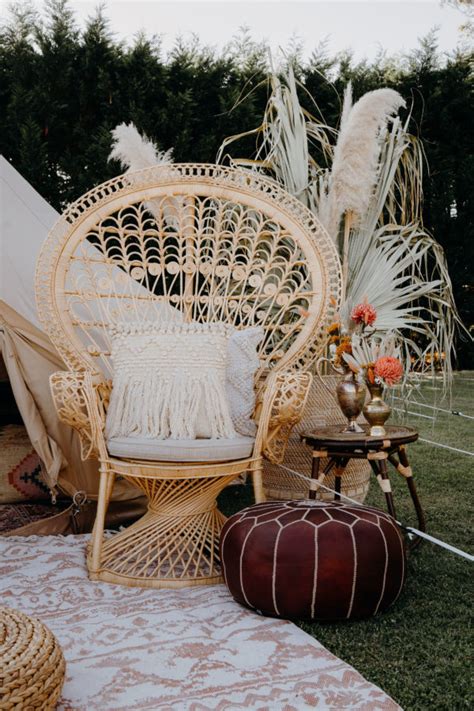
[301, 424, 418, 450]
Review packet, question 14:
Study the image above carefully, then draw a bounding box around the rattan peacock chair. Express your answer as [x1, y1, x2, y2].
[36, 164, 342, 589]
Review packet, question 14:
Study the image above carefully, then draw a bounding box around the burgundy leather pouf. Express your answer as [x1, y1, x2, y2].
[220, 500, 406, 621]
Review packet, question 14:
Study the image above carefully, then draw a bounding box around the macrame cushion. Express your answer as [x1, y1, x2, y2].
[105, 322, 236, 440]
[226, 327, 264, 436]
[152, 306, 263, 436]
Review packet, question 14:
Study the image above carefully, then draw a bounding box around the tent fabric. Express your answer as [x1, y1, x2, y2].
[0, 300, 98, 496]
[0, 156, 141, 507]
[0, 156, 57, 329]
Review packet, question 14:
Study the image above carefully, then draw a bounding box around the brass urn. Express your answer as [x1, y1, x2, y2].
[363, 383, 391, 436]
[336, 369, 366, 433]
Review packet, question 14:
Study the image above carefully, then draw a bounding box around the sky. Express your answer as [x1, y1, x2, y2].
[1, 0, 468, 62]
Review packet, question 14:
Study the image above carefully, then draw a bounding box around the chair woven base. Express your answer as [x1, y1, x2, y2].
[264, 376, 371, 504]
[0, 606, 65, 710]
[87, 467, 244, 589]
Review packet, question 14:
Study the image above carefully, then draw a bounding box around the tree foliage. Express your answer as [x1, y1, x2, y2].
[0, 1, 472, 364]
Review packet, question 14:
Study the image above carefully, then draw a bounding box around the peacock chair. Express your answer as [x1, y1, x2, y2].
[35, 164, 342, 589]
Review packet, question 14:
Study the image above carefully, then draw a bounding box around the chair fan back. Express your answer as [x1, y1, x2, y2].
[36, 164, 341, 378]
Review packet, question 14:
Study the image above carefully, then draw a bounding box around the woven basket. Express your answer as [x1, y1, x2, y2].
[0, 606, 65, 710]
[263, 375, 371, 503]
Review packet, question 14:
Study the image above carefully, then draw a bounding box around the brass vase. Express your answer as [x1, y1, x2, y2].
[336, 369, 366, 433]
[363, 383, 391, 436]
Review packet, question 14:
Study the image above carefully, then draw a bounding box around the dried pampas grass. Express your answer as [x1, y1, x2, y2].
[109, 123, 173, 171]
[321, 85, 406, 238]
[109, 123, 177, 226]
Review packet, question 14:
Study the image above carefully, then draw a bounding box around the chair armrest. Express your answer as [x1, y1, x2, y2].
[50, 371, 111, 461]
[255, 370, 313, 465]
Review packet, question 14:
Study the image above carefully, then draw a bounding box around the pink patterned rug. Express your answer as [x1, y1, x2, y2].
[0, 535, 400, 710]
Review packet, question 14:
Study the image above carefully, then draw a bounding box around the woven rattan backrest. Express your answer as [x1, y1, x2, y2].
[36, 164, 341, 378]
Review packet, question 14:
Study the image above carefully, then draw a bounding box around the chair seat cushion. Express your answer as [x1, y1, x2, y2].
[107, 435, 255, 462]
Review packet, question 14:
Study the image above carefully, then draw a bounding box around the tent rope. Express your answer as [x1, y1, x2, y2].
[392, 396, 474, 420]
[275, 463, 474, 562]
[392, 407, 435, 421]
[418, 438, 474, 457]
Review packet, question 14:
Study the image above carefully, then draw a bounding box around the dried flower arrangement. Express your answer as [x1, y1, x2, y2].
[217, 65, 468, 395]
[328, 299, 404, 388]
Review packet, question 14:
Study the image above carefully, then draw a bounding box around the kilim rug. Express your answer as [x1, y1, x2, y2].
[0, 502, 69, 533]
[0, 535, 401, 710]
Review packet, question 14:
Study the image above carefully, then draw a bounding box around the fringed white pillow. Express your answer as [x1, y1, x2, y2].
[105, 322, 236, 440]
[227, 327, 264, 436]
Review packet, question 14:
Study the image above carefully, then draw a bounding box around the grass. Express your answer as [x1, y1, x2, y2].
[218, 373, 473, 710]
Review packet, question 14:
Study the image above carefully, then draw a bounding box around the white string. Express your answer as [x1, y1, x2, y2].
[400, 528, 474, 561]
[392, 407, 435, 421]
[277, 463, 370, 507]
[418, 438, 474, 457]
[275, 463, 474, 562]
[392, 396, 474, 420]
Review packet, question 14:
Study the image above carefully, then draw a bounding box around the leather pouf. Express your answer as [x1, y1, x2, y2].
[220, 500, 406, 621]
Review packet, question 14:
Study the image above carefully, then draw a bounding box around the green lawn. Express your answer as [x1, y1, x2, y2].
[218, 373, 473, 710]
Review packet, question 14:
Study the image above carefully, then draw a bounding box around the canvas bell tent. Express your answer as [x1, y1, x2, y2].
[0, 156, 142, 528]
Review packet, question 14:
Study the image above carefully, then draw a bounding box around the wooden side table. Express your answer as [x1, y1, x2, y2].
[301, 425, 426, 549]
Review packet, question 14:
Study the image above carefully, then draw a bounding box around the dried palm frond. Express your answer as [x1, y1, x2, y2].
[218, 70, 468, 392]
[343, 332, 401, 373]
[340, 117, 465, 389]
[217, 66, 334, 214]
[261, 68, 310, 205]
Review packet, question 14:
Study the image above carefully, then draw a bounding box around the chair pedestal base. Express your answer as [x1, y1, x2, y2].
[87, 459, 257, 589]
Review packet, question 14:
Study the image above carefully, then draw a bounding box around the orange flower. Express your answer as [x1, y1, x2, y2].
[334, 337, 352, 367]
[374, 356, 403, 386]
[351, 301, 377, 327]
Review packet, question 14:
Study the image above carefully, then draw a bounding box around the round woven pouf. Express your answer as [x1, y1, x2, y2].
[220, 500, 406, 621]
[0, 606, 65, 710]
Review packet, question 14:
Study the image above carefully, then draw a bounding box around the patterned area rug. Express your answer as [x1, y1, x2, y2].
[0, 535, 400, 710]
[0, 502, 68, 532]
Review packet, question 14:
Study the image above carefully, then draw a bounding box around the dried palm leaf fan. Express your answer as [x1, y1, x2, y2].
[320, 84, 466, 387]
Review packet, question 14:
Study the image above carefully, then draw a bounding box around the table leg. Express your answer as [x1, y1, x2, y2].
[309, 454, 321, 500]
[334, 457, 349, 502]
[379, 457, 397, 520]
[388, 446, 426, 550]
[368, 453, 397, 520]
[309, 452, 336, 500]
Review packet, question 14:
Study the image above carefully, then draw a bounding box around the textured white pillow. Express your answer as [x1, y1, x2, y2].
[105, 322, 236, 440]
[226, 326, 264, 436]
